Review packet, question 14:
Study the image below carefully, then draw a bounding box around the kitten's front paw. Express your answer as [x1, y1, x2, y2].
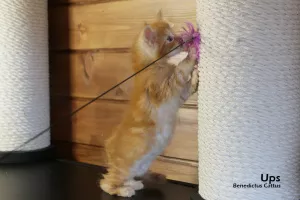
[191, 69, 199, 94]
[188, 47, 198, 65]
[191, 69, 199, 83]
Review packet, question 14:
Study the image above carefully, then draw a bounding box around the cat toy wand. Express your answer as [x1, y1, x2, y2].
[0, 22, 201, 162]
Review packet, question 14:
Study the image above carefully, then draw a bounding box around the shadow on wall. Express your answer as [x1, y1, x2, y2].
[47, 1, 133, 161]
[48, 2, 74, 159]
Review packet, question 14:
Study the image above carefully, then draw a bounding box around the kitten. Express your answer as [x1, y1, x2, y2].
[99, 11, 198, 197]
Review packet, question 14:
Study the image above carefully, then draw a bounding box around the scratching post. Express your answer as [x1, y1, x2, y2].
[0, 0, 51, 163]
[196, 0, 300, 199]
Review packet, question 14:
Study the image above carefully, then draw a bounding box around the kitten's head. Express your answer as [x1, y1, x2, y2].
[139, 10, 181, 59]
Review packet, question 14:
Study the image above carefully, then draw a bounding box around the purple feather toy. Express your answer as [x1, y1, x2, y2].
[179, 22, 201, 61]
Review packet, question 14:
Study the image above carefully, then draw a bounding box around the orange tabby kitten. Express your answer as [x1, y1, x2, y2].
[99, 11, 198, 197]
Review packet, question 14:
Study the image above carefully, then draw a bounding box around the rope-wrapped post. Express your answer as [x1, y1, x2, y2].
[0, 0, 51, 163]
[195, 0, 300, 199]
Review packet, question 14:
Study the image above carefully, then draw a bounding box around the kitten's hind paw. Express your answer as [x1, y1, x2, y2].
[99, 179, 116, 195]
[117, 186, 136, 197]
[100, 179, 136, 197]
[125, 180, 144, 190]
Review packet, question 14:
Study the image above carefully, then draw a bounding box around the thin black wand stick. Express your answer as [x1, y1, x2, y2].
[0, 38, 192, 161]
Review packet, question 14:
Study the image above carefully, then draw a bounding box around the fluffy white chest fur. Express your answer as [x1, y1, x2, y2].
[129, 52, 187, 178]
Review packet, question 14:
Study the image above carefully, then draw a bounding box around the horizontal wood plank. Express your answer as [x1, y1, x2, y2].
[51, 97, 198, 161]
[49, 0, 196, 50]
[50, 52, 198, 105]
[53, 140, 198, 184]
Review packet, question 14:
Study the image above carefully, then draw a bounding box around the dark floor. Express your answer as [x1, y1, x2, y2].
[0, 160, 198, 200]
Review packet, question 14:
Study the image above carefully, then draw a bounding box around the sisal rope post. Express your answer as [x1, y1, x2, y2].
[196, 0, 300, 199]
[0, 1, 50, 153]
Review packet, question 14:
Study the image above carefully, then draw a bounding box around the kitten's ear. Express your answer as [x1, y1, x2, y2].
[156, 9, 163, 20]
[144, 25, 156, 45]
[156, 9, 174, 27]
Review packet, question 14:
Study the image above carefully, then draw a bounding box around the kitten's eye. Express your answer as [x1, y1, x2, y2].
[167, 36, 174, 42]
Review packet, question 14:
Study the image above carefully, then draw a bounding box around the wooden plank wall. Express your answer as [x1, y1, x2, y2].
[49, 0, 198, 184]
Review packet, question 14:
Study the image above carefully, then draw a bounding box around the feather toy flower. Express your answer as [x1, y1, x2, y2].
[180, 22, 201, 61]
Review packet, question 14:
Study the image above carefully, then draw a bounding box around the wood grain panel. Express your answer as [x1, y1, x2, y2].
[50, 51, 133, 101]
[53, 140, 198, 184]
[49, 0, 196, 50]
[50, 52, 198, 105]
[51, 97, 198, 160]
